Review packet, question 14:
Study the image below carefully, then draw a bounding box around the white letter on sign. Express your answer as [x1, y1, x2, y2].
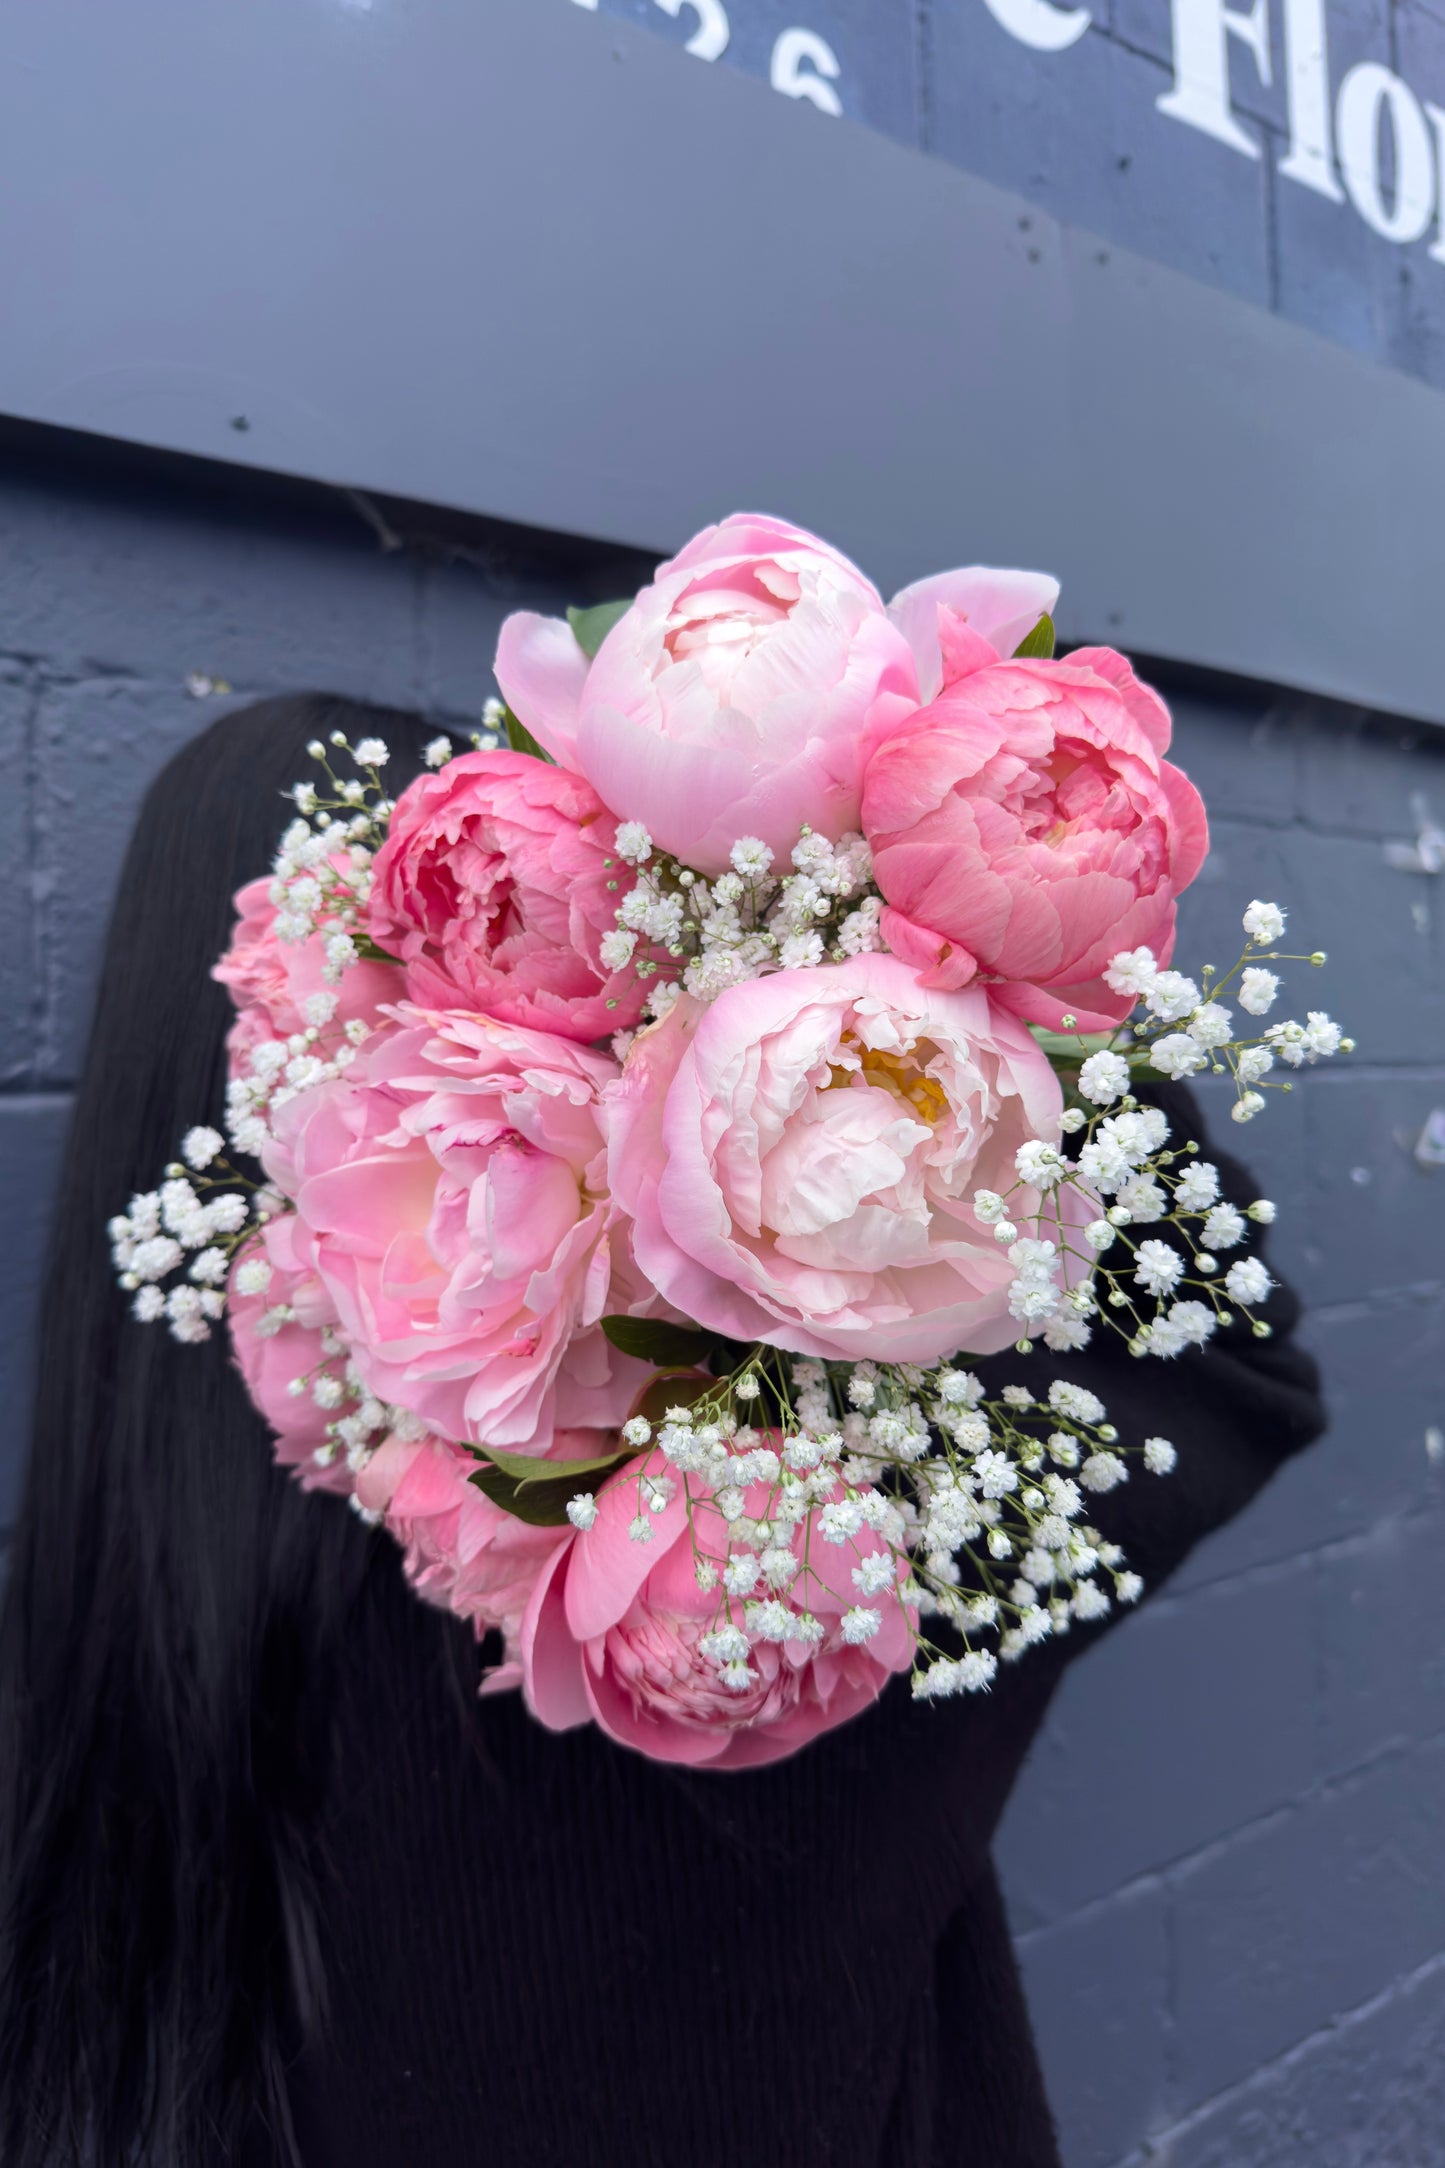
[1426, 105, 1445, 263]
[655, 0, 730, 60]
[981, 0, 1090, 54]
[1277, 0, 1343, 200]
[1157, 0, 1272, 158]
[771, 29, 843, 114]
[1337, 64, 1434, 243]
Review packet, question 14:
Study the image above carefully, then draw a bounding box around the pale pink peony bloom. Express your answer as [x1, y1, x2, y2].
[606, 954, 1086, 1366]
[355, 1429, 575, 1689]
[862, 633, 1208, 1030]
[520, 1446, 913, 1768]
[494, 514, 920, 874]
[215, 875, 404, 1077]
[263, 1008, 652, 1454]
[367, 749, 654, 1043]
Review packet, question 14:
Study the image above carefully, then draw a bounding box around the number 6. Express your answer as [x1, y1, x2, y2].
[771, 28, 843, 114]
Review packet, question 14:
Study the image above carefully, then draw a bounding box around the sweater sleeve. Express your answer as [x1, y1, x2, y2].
[976, 1081, 1327, 1620]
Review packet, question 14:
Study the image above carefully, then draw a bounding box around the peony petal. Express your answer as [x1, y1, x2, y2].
[494, 611, 590, 768]
[1162, 762, 1210, 889]
[564, 1453, 690, 1642]
[519, 1542, 593, 1731]
[582, 1645, 731, 1765]
[660, 512, 884, 601]
[887, 568, 1060, 701]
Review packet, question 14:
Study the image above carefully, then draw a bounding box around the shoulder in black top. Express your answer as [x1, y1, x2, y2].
[279, 1088, 1326, 2168]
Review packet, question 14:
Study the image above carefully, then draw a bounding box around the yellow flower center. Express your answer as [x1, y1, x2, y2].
[827, 1039, 949, 1125]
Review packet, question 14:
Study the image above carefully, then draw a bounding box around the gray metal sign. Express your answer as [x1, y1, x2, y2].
[578, 0, 1445, 393]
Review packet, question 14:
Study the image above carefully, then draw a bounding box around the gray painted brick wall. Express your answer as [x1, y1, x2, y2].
[2, 430, 1442, 2164]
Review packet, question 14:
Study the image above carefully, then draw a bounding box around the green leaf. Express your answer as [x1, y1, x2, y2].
[472, 1441, 642, 1487]
[567, 599, 631, 659]
[1012, 613, 1056, 660]
[502, 704, 554, 763]
[628, 1370, 716, 1427]
[466, 1442, 644, 1526]
[353, 934, 401, 965]
[468, 1463, 580, 1525]
[1028, 1026, 1116, 1065]
[601, 1314, 714, 1367]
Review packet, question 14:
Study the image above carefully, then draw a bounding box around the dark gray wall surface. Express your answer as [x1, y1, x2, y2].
[1, 429, 1442, 2166]
[3, 0, 1445, 732]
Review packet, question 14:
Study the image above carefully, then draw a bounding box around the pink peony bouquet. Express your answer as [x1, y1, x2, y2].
[110, 515, 1349, 1770]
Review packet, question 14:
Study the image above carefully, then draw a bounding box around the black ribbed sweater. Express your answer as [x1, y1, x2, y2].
[285, 1103, 1325, 2168]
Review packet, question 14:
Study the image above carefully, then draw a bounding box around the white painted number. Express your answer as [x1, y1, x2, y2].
[770, 28, 843, 115]
[655, 0, 730, 63]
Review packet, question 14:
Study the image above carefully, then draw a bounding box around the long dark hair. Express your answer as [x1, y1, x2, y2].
[0, 696, 451, 2166]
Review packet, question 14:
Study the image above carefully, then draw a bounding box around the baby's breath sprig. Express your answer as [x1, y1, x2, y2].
[599, 823, 886, 1046]
[267, 731, 399, 976]
[560, 1345, 1168, 1704]
[107, 1127, 280, 1342]
[1103, 897, 1350, 1123]
[968, 901, 1349, 1362]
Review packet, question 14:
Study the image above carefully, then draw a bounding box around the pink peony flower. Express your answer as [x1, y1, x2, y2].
[355, 1429, 576, 1688]
[215, 875, 405, 1077]
[606, 954, 1087, 1366]
[494, 514, 920, 874]
[263, 1007, 652, 1454]
[520, 1446, 913, 1768]
[862, 636, 1208, 1030]
[367, 749, 655, 1043]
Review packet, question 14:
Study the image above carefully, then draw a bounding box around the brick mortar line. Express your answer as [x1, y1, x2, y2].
[1306, 1285, 1445, 1321]
[1139, 1495, 1444, 1613]
[1101, 1941, 1445, 2166]
[1201, 810, 1445, 842]
[1153, 1495, 1445, 1608]
[1284, 1059, 1445, 1080]
[1303, 1272, 1445, 1306]
[19, 666, 45, 1086]
[1014, 1720, 1445, 1953]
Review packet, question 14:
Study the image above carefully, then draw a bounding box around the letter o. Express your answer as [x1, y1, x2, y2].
[1336, 62, 1435, 243]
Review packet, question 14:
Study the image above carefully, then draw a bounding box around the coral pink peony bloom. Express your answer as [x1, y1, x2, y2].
[606, 954, 1086, 1366]
[862, 638, 1208, 1030]
[495, 514, 920, 874]
[367, 749, 654, 1042]
[263, 1008, 652, 1453]
[215, 875, 404, 1077]
[520, 1447, 913, 1768]
[355, 1429, 575, 1687]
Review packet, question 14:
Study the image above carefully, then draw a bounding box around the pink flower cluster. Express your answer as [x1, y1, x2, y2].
[219, 514, 1207, 1768]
